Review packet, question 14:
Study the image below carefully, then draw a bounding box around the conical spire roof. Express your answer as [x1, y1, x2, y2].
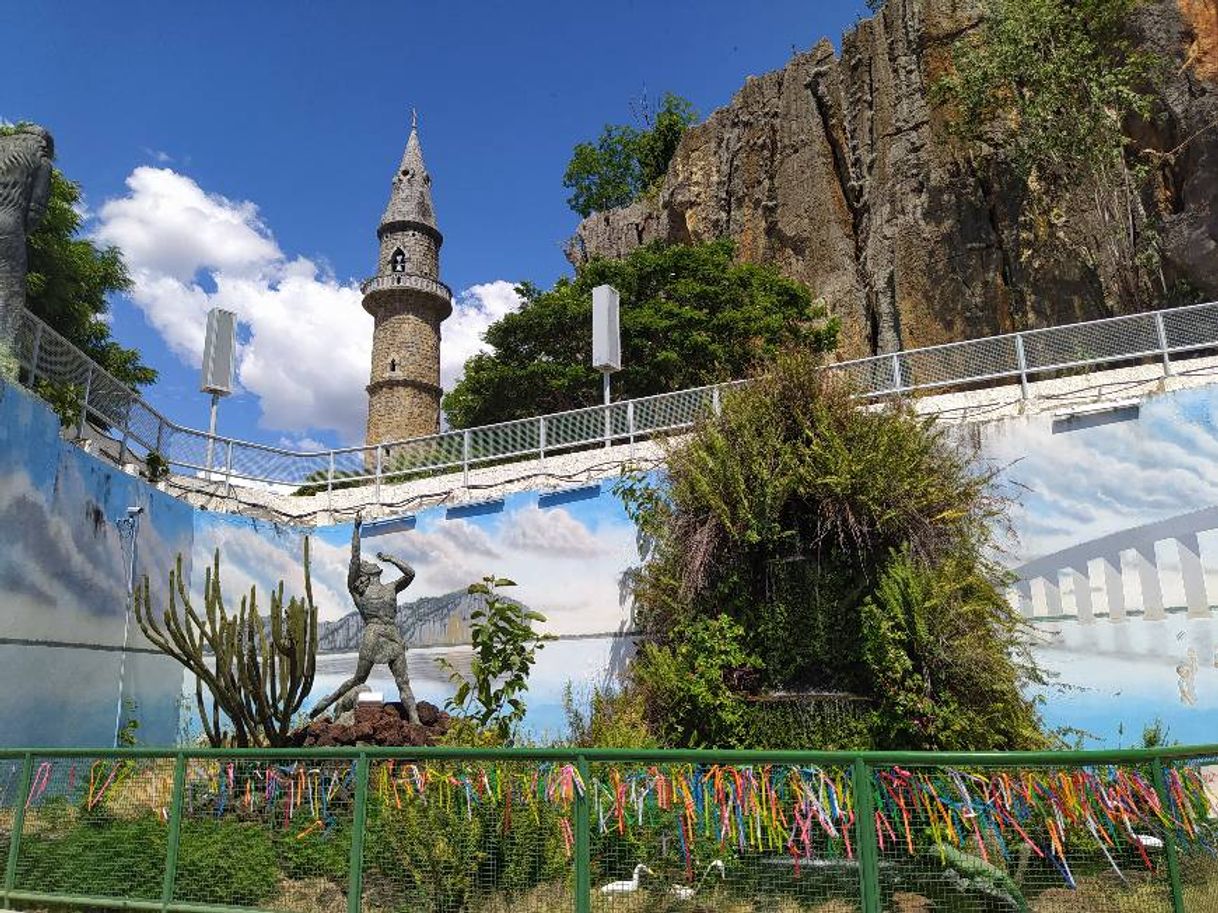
[380, 111, 438, 235]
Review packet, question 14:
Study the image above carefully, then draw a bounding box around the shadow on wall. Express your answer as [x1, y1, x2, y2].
[0, 380, 189, 747]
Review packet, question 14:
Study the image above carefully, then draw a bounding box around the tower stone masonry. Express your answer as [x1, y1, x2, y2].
[362, 114, 452, 452]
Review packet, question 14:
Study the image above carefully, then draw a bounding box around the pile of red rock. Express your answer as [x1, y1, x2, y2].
[294, 700, 451, 747]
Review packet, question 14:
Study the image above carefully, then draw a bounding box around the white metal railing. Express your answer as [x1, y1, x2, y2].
[10, 301, 1218, 498]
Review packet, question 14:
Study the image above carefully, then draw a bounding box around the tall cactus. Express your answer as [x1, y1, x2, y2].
[134, 537, 319, 746]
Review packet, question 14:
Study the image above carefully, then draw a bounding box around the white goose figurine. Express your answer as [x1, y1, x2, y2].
[600, 864, 654, 894]
[669, 860, 726, 900]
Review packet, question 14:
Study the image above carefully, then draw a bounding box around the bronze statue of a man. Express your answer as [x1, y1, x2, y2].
[309, 516, 422, 724]
[0, 125, 53, 370]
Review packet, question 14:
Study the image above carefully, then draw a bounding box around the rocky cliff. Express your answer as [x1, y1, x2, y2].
[567, 0, 1218, 356]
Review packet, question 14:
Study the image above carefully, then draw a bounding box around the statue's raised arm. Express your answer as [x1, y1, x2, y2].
[375, 551, 416, 594]
[347, 515, 363, 594]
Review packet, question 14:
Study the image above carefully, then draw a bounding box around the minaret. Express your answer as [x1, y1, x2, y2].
[362, 111, 452, 450]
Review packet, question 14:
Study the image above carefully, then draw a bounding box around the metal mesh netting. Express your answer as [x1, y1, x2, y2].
[0, 758, 19, 880]
[588, 762, 862, 913]
[469, 420, 543, 462]
[899, 335, 1021, 390]
[174, 758, 355, 913]
[1022, 313, 1161, 372]
[360, 759, 577, 913]
[1165, 754, 1218, 912]
[865, 761, 1216, 913]
[12, 756, 175, 900]
[546, 406, 612, 451]
[1162, 304, 1218, 354]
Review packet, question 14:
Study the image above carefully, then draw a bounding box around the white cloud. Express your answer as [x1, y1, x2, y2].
[502, 504, 607, 558]
[441, 280, 523, 390]
[95, 166, 521, 444]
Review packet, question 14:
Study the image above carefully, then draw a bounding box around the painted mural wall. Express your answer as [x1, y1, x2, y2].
[4, 373, 1218, 748]
[0, 381, 189, 747]
[193, 486, 640, 739]
[985, 385, 1218, 746]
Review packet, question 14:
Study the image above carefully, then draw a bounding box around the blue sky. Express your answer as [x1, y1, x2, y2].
[4, 1, 868, 448]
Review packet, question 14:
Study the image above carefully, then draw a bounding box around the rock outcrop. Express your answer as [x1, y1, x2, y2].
[294, 699, 451, 747]
[567, 0, 1218, 356]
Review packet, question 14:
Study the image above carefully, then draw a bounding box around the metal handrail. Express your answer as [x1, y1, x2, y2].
[12, 301, 1218, 500]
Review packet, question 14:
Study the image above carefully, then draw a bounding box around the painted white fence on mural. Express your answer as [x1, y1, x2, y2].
[1010, 505, 1218, 623]
[11, 300, 1218, 495]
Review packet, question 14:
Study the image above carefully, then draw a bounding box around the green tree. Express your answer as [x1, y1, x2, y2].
[28, 170, 156, 387]
[620, 350, 1046, 750]
[443, 239, 838, 428]
[934, 0, 1162, 308]
[563, 93, 697, 218]
[1, 124, 155, 388]
[438, 576, 553, 739]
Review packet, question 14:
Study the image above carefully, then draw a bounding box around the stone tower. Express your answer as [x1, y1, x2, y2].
[362, 113, 452, 448]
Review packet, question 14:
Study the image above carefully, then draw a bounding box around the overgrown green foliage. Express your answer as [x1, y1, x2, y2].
[443, 240, 838, 429]
[562, 684, 658, 749]
[1, 124, 155, 388]
[563, 93, 697, 217]
[632, 615, 759, 748]
[620, 351, 1046, 750]
[934, 0, 1165, 308]
[439, 576, 553, 739]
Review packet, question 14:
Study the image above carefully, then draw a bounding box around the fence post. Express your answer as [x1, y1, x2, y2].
[1155, 311, 1173, 377]
[711, 386, 721, 416]
[328, 450, 336, 502]
[160, 752, 187, 911]
[574, 754, 591, 913]
[852, 756, 881, 913]
[2, 752, 34, 904]
[1014, 333, 1030, 400]
[375, 446, 383, 504]
[890, 353, 902, 395]
[78, 364, 94, 440]
[1151, 758, 1187, 913]
[27, 322, 42, 386]
[347, 754, 370, 913]
[462, 429, 471, 488]
[224, 441, 234, 498]
[538, 417, 546, 469]
[627, 400, 635, 459]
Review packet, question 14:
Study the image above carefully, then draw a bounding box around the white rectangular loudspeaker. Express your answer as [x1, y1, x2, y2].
[200, 307, 237, 395]
[592, 284, 621, 372]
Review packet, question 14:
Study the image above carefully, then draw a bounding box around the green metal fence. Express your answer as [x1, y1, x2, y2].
[2, 744, 1217, 913]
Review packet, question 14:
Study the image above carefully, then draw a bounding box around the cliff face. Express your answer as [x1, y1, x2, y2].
[567, 0, 1218, 356]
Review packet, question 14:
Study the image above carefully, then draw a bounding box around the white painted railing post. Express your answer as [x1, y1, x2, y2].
[711, 386, 721, 416]
[327, 450, 336, 501]
[1014, 333, 1030, 400]
[538, 417, 546, 469]
[224, 441, 234, 498]
[462, 430, 471, 488]
[374, 446, 383, 504]
[1155, 311, 1173, 376]
[627, 400, 635, 459]
[890, 353, 903, 394]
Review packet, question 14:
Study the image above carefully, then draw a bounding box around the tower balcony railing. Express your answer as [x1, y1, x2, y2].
[8, 299, 1218, 508]
[359, 272, 453, 301]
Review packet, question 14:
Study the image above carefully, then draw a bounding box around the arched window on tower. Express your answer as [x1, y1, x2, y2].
[390, 248, 406, 272]
[389, 358, 397, 373]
